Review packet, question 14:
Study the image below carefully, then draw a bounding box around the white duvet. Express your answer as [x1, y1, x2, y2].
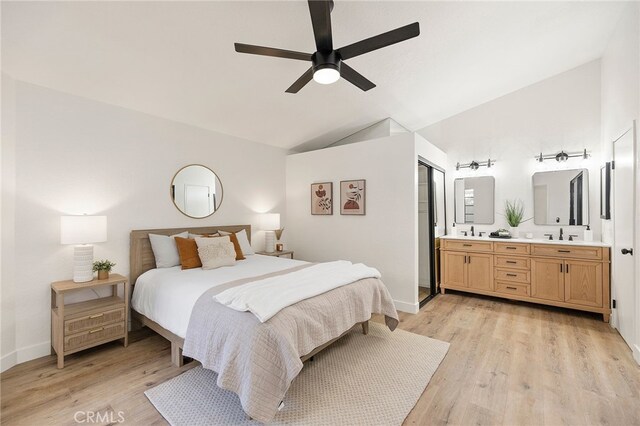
[131, 255, 307, 338]
[214, 261, 381, 322]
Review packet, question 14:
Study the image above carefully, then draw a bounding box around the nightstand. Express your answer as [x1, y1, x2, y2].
[51, 273, 129, 368]
[256, 250, 294, 259]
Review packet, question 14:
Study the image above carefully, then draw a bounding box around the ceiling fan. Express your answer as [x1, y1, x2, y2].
[234, 0, 420, 93]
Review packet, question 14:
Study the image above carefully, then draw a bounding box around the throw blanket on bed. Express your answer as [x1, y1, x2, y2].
[214, 260, 381, 322]
[183, 265, 398, 423]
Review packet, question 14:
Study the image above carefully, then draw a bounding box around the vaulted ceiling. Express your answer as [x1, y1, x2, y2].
[2, 1, 626, 151]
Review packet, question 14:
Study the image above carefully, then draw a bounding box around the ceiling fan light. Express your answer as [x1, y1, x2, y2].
[313, 67, 340, 85]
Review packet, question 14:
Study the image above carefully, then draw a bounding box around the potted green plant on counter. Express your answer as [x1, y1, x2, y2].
[505, 199, 525, 238]
[93, 259, 116, 280]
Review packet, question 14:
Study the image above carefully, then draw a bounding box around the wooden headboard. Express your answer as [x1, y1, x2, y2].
[129, 225, 251, 285]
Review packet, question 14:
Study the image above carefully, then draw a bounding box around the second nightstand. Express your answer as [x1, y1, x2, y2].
[51, 274, 129, 368]
[256, 250, 294, 259]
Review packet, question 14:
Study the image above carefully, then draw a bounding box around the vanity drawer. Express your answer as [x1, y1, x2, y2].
[495, 256, 530, 270]
[64, 307, 124, 335]
[443, 240, 493, 252]
[494, 268, 530, 283]
[495, 282, 530, 297]
[495, 242, 530, 255]
[531, 244, 602, 260]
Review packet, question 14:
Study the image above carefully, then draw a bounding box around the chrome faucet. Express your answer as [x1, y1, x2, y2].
[559, 228, 564, 241]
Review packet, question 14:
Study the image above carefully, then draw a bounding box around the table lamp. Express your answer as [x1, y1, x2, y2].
[260, 213, 281, 253]
[60, 215, 107, 282]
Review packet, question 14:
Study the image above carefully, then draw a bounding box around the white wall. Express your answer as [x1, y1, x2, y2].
[286, 133, 447, 313]
[0, 77, 287, 372]
[600, 2, 640, 363]
[420, 60, 602, 240]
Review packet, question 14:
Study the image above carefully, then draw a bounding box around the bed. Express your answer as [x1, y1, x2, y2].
[130, 225, 398, 422]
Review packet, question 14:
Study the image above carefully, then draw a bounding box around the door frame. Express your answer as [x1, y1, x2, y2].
[611, 120, 639, 364]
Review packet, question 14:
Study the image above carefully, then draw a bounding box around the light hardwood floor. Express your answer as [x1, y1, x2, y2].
[2, 292, 639, 425]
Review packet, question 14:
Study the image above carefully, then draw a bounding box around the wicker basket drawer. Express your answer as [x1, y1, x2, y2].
[494, 268, 530, 283]
[65, 307, 124, 335]
[495, 242, 530, 255]
[495, 256, 530, 270]
[531, 244, 602, 260]
[65, 322, 124, 352]
[495, 282, 530, 297]
[443, 240, 493, 252]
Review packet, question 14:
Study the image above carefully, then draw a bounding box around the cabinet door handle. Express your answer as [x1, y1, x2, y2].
[566, 264, 569, 273]
[506, 286, 517, 290]
[558, 250, 571, 253]
[506, 260, 517, 264]
[506, 273, 517, 277]
[560, 264, 563, 273]
[463, 256, 467, 264]
[468, 256, 471, 264]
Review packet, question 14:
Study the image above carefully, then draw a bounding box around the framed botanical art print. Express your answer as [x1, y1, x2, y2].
[340, 180, 366, 215]
[311, 182, 333, 215]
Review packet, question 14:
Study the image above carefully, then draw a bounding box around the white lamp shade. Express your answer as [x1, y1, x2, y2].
[60, 215, 107, 244]
[260, 213, 280, 231]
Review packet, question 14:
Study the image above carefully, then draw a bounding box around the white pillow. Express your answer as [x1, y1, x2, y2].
[195, 237, 236, 270]
[149, 231, 188, 268]
[219, 229, 254, 255]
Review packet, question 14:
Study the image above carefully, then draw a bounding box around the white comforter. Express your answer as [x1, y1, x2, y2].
[213, 260, 381, 322]
[131, 255, 307, 337]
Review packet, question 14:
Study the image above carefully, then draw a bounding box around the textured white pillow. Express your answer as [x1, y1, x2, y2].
[195, 237, 236, 270]
[149, 231, 189, 268]
[218, 229, 254, 255]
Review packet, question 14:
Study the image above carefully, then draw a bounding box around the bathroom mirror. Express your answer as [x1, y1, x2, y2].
[454, 176, 495, 224]
[171, 164, 223, 218]
[532, 168, 589, 225]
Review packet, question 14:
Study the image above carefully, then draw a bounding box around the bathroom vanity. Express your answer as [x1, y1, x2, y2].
[440, 236, 611, 321]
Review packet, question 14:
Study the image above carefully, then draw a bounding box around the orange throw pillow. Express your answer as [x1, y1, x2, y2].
[216, 233, 245, 261]
[175, 237, 202, 269]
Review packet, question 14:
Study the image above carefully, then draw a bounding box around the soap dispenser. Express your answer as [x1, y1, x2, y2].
[451, 223, 458, 237]
[584, 225, 593, 242]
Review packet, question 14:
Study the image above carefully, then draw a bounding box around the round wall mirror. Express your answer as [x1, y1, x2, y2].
[171, 164, 223, 218]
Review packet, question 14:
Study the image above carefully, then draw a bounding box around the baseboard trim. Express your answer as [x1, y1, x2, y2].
[634, 344, 640, 366]
[17, 341, 51, 364]
[394, 299, 419, 314]
[1, 351, 17, 373]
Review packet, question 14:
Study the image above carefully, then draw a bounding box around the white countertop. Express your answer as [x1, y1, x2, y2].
[440, 234, 611, 248]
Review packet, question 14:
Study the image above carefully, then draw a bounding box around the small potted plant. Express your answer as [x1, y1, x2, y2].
[93, 259, 116, 280]
[505, 199, 525, 238]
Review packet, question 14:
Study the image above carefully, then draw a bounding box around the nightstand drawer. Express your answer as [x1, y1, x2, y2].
[494, 268, 530, 283]
[65, 322, 125, 352]
[64, 307, 124, 335]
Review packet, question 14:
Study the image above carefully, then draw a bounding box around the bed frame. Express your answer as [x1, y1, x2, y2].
[130, 225, 368, 367]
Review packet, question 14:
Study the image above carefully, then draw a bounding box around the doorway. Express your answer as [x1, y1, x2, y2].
[418, 160, 446, 306]
[612, 121, 637, 354]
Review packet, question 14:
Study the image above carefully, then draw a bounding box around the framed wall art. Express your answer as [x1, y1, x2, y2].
[340, 180, 366, 215]
[311, 182, 333, 215]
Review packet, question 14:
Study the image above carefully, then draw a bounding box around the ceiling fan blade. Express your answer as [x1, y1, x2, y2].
[340, 63, 375, 91]
[337, 22, 420, 60]
[234, 43, 312, 61]
[307, 0, 333, 52]
[286, 68, 314, 93]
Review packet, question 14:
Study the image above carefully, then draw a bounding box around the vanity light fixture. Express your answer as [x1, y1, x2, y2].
[456, 158, 495, 171]
[535, 149, 590, 163]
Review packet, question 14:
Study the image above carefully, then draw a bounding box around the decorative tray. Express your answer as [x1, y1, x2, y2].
[489, 235, 512, 239]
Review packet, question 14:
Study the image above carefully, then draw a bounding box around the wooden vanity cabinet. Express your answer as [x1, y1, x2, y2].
[441, 239, 611, 321]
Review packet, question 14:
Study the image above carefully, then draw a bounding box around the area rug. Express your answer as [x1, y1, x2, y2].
[145, 322, 449, 425]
